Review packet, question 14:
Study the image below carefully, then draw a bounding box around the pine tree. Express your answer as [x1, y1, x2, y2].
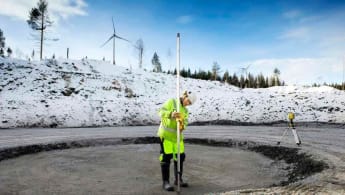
[27, 0, 53, 60]
[247, 73, 255, 88]
[180, 68, 187, 77]
[0, 48, 4, 57]
[273, 68, 281, 86]
[223, 70, 229, 83]
[0, 29, 5, 57]
[240, 75, 245, 88]
[192, 70, 197, 79]
[231, 73, 239, 86]
[253, 77, 258, 88]
[228, 75, 233, 85]
[187, 68, 191, 78]
[265, 77, 269, 88]
[207, 71, 213, 80]
[257, 73, 265, 88]
[151, 52, 162, 72]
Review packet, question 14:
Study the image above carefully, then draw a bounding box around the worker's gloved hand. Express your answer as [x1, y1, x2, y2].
[178, 119, 184, 131]
[171, 112, 182, 119]
[179, 124, 185, 131]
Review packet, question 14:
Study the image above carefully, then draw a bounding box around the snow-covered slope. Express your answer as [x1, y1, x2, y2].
[0, 57, 344, 128]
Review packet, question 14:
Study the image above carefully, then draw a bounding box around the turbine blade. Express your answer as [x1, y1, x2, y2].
[101, 35, 115, 47]
[133, 44, 140, 49]
[115, 34, 130, 42]
[112, 17, 115, 33]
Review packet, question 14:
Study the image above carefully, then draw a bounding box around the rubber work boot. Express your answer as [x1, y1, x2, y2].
[161, 164, 174, 191]
[174, 161, 189, 187]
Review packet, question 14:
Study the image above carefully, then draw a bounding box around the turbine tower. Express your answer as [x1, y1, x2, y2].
[239, 64, 251, 80]
[101, 17, 130, 65]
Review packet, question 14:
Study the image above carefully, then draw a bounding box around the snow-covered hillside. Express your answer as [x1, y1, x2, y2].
[0, 57, 344, 128]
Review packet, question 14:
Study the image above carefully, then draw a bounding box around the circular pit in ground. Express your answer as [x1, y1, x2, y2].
[0, 137, 328, 194]
[0, 144, 289, 195]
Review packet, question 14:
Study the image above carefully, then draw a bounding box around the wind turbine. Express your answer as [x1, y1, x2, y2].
[240, 64, 251, 79]
[101, 17, 130, 65]
[237, 64, 251, 88]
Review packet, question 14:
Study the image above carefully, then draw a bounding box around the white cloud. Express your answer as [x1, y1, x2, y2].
[49, 0, 87, 19]
[248, 58, 343, 84]
[176, 15, 194, 24]
[283, 10, 301, 19]
[0, 0, 87, 21]
[0, 0, 34, 20]
[299, 15, 321, 23]
[278, 27, 310, 40]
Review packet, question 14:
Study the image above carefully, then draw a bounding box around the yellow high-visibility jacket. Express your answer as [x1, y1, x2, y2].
[157, 98, 189, 142]
[288, 112, 295, 120]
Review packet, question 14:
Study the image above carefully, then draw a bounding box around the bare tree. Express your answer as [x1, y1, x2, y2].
[212, 61, 221, 80]
[31, 49, 35, 60]
[135, 38, 144, 69]
[167, 48, 173, 71]
[27, 0, 53, 60]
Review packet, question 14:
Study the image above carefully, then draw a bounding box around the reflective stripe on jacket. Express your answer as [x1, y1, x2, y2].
[157, 98, 188, 142]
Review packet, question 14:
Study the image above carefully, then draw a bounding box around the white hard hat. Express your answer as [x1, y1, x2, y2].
[186, 91, 197, 104]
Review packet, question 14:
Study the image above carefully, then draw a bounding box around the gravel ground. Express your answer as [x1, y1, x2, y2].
[0, 125, 345, 194]
[0, 144, 289, 195]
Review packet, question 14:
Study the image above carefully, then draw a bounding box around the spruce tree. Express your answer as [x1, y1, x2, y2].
[7, 47, 12, 57]
[151, 52, 162, 72]
[231, 73, 239, 86]
[207, 71, 213, 80]
[187, 68, 191, 78]
[248, 73, 255, 88]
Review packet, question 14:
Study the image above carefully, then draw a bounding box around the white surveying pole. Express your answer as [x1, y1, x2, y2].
[176, 32, 181, 193]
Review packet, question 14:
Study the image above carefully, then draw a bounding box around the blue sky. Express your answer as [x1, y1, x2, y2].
[1, 0, 345, 84]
